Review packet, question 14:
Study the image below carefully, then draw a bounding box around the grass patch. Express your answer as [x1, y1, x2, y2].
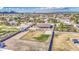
[33, 34, 50, 42]
[54, 33, 59, 37]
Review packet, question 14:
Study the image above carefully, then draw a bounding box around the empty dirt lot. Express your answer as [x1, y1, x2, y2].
[4, 30, 51, 51]
[53, 32, 79, 51]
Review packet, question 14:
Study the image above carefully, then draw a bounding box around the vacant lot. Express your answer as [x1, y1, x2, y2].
[53, 32, 79, 51]
[20, 31, 51, 42]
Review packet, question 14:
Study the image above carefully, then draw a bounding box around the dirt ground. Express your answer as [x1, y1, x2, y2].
[4, 31, 50, 51]
[53, 32, 79, 51]
[20, 31, 44, 41]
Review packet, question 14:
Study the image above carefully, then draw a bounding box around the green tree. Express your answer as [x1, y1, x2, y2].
[58, 22, 65, 31]
[70, 15, 79, 24]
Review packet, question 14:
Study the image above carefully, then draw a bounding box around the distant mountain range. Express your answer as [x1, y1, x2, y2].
[0, 11, 17, 14]
[0, 7, 79, 13]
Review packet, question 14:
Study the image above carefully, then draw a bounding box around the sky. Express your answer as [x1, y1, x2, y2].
[0, 7, 79, 13]
[1, 0, 79, 7]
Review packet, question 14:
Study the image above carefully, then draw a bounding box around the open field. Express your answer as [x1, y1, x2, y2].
[53, 32, 79, 51]
[0, 25, 19, 41]
[4, 30, 51, 51]
[20, 30, 51, 42]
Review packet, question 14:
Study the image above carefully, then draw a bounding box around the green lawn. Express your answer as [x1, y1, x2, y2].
[0, 24, 19, 40]
[33, 34, 50, 42]
[0, 25, 19, 32]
